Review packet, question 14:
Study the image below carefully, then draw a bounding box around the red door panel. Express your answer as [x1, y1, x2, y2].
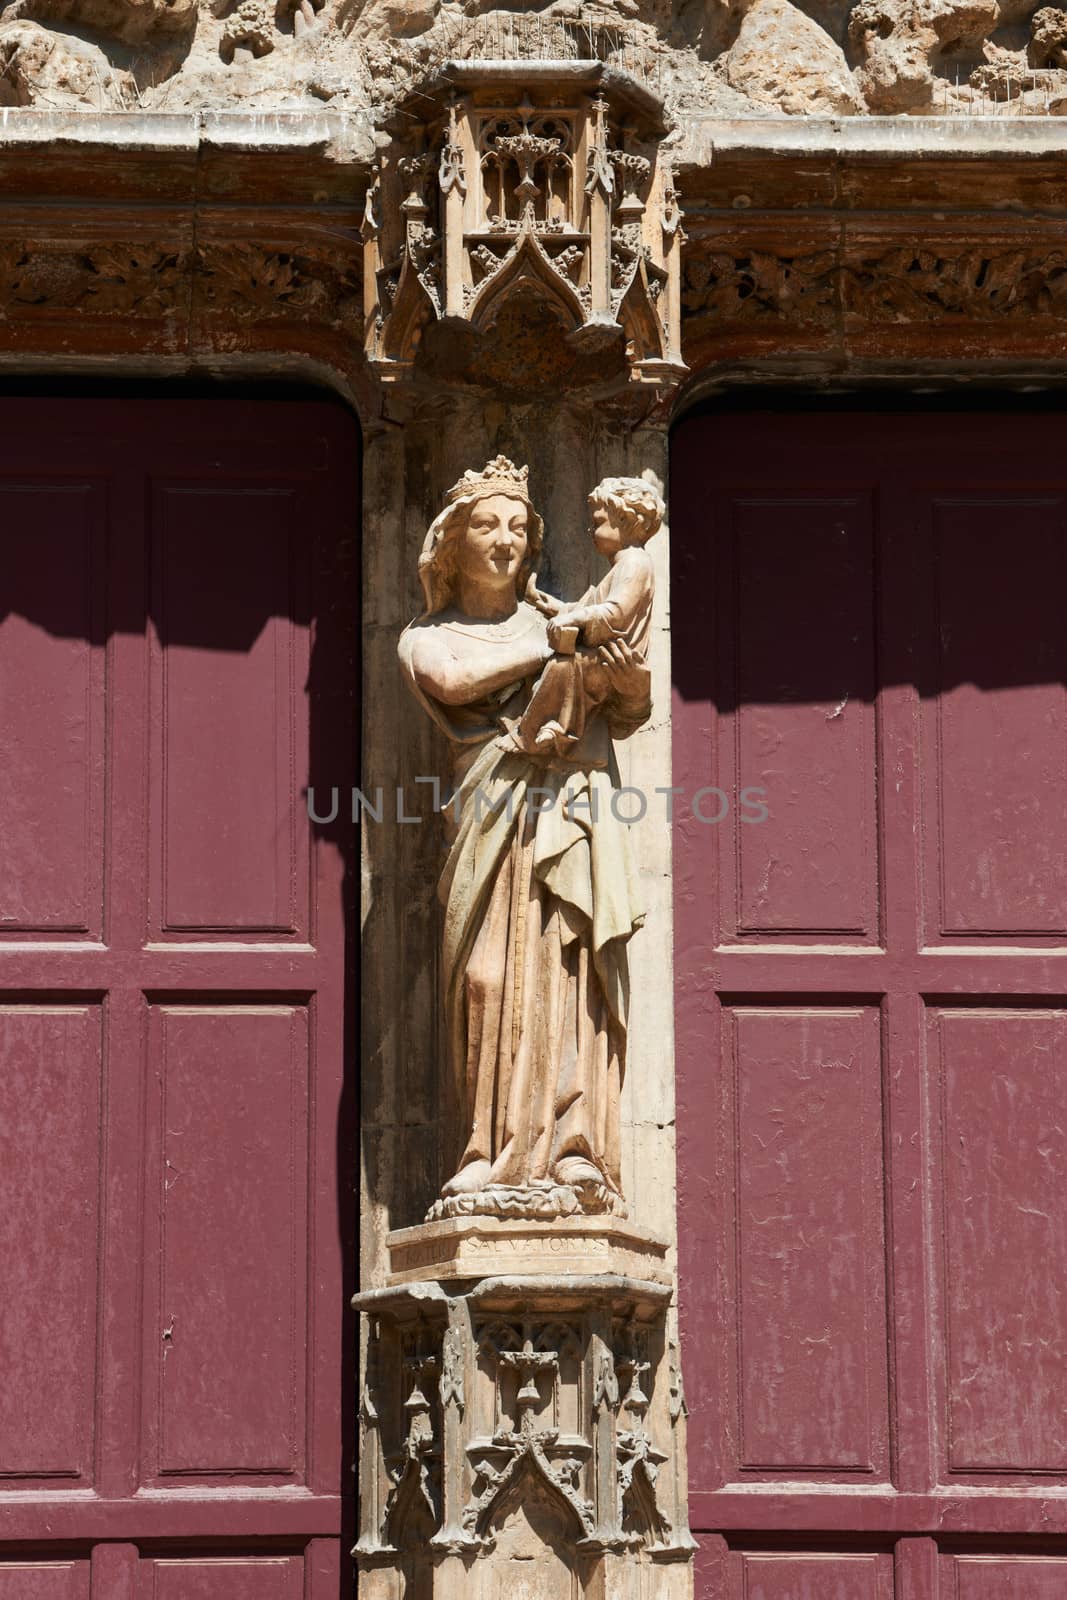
[673, 410, 1067, 1596]
[0, 487, 106, 936]
[140, 1555, 303, 1599]
[149, 484, 312, 938]
[948, 1557, 1067, 1597]
[0, 398, 358, 1594]
[716, 493, 879, 942]
[733, 1553, 893, 1600]
[0, 1004, 102, 1487]
[931, 1007, 1067, 1477]
[142, 1004, 310, 1485]
[0, 1563, 90, 1598]
[726, 1004, 888, 1479]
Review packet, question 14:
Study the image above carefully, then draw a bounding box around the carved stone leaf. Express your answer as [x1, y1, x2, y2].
[969, 250, 1027, 309]
[440, 1327, 465, 1413]
[843, 246, 1067, 321]
[0, 243, 187, 318]
[683, 249, 836, 323]
[198, 243, 359, 325]
[0, 245, 50, 309]
[200, 244, 300, 310]
[1028, 253, 1067, 312]
[82, 248, 186, 316]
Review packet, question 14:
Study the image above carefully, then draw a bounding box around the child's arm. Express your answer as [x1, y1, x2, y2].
[572, 550, 653, 646]
[545, 582, 596, 650]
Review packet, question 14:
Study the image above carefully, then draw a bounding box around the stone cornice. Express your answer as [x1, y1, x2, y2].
[0, 110, 1064, 393]
[672, 117, 1067, 384]
[0, 107, 375, 153]
[677, 116, 1067, 217]
[679, 114, 1067, 165]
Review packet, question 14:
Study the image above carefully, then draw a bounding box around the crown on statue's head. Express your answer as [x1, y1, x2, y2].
[445, 456, 530, 506]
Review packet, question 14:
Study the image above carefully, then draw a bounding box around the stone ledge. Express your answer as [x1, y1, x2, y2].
[0, 107, 374, 160]
[679, 114, 1067, 167]
[352, 1272, 674, 1315]
[385, 1214, 672, 1287]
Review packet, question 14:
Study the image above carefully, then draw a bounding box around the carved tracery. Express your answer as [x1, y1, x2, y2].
[362, 62, 684, 394]
[355, 1284, 694, 1587]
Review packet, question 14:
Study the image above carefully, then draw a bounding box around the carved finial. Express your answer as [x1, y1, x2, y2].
[440, 1326, 465, 1416]
[668, 1341, 688, 1423]
[586, 96, 615, 200]
[362, 170, 381, 240]
[439, 98, 466, 198]
[444, 455, 530, 506]
[593, 1349, 621, 1414]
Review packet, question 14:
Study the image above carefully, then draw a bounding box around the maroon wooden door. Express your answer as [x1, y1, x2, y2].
[673, 409, 1067, 1599]
[0, 398, 358, 1598]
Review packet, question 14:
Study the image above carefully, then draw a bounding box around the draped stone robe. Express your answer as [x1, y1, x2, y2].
[398, 602, 646, 1200]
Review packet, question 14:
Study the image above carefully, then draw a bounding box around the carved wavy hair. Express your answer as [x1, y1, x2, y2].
[417, 491, 544, 616]
[588, 476, 664, 548]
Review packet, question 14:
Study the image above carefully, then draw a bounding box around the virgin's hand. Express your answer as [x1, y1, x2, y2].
[596, 639, 650, 701]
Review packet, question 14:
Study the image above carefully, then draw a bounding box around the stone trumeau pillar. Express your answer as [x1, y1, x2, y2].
[355, 57, 694, 1600]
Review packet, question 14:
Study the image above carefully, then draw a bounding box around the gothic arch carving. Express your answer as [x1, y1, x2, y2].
[362, 61, 684, 397]
[467, 229, 588, 337]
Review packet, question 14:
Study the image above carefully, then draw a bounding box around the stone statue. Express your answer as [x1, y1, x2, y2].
[509, 476, 662, 758]
[397, 457, 657, 1221]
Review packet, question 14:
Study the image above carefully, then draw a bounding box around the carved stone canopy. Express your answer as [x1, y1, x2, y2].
[362, 60, 685, 397]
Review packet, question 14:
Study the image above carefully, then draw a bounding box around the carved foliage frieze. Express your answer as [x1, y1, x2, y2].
[0, 241, 191, 319]
[844, 246, 1067, 321]
[196, 240, 362, 325]
[681, 248, 837, 326]
[0, 231, 363, 366]
[682, 237, 1067, 332]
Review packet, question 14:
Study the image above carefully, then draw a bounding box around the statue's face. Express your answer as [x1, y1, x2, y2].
[458, 494, 529, 592]
[591, 504, 624, 557]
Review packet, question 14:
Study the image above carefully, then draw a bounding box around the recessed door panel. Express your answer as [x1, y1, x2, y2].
[0, 399, 358, 1585]
[675, 409, 1067, 1593]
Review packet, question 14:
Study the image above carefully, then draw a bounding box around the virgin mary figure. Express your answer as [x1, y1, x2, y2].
[398, 457, 651, 1218]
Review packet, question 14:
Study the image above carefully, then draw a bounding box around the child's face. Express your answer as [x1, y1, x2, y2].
[590, 504, 625, 557]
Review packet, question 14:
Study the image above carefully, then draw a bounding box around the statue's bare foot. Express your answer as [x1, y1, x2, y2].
[553, 1155, 610, 1205]
[441, 1158, 492, 1198]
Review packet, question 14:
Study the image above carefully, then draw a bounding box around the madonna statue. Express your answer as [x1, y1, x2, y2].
[398, 457, 653, 1220]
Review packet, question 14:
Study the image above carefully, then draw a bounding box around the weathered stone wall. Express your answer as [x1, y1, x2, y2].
[2, 0, 1065, 118]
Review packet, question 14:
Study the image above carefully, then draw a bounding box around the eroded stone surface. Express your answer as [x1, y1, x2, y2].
[0, 21, 120, 105]
[724, 0, 863, 112]
[3, 0, 1067, 118]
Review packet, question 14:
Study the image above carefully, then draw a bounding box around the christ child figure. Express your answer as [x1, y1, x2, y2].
[511, 474, 663, 757]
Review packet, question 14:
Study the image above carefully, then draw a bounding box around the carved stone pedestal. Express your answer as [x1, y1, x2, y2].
[355, 1275, 695, 1600]
[387, 1217, 671, 1287]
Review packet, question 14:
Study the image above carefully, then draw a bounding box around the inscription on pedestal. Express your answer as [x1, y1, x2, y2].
[386, 1218, 669, 1286]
